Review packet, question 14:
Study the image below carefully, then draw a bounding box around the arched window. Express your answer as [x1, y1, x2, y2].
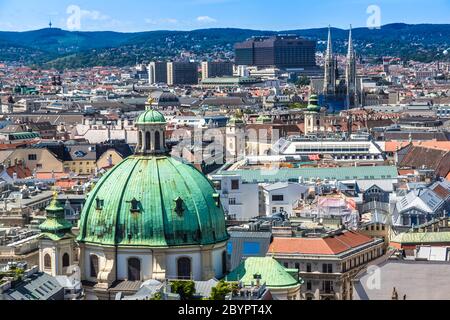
[90, 255, 99, 278]
[62, 253, 70, 268]
[145, 132, 151, 150]
[154, 131, 161, 151]
[44, 254, 52, 269]
[222, 251, 227, 275]
[177, 257, 192, 280]
[138, 131, 143, 149]
[127, 258, 141, 281]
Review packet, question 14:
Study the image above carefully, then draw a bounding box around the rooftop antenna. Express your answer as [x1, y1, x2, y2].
[49, 19, 53, 29]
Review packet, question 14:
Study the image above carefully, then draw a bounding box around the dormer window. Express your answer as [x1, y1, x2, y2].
[128, 198, 140, 213]
[213, 193, 221, 208]
[74, 150, 87, 158]
[96, 198, 104, 210]
[174, 197, 185, 216]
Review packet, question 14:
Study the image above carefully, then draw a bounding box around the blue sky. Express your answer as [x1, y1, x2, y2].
[0, 0, 449, 32]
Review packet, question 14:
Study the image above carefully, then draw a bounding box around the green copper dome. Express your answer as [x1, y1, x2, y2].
[136, 109, 166, 124]
[306, 94, 321, 112]
[77, 155, 229, 247]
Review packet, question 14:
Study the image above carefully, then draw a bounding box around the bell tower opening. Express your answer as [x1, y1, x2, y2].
[135, 95, 168, 156]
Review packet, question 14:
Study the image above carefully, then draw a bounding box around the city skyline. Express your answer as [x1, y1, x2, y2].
[0, 0, 449, 32]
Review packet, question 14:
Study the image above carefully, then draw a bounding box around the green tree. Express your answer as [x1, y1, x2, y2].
[288, 102, 307, 110]
[150, 292, 163, 300]
[171, 281, 196, 300]
[296, 76, 311, 87]
[209, 281, 239, 300]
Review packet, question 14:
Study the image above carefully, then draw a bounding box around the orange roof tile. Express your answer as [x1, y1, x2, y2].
[269, 231, 374, 255]
[398, 169, 415, 176]
[55, 180, 78, 189]
[385, 141, 410, 153]
[36, 172, 69, 180]
[6, 165, 32, 179]
[413, 141, 450, 151]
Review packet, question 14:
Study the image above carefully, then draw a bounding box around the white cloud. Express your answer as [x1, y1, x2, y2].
[145, 18, 179, 25]
[80, 9, 110, 21]
[196, 16, 217, 23]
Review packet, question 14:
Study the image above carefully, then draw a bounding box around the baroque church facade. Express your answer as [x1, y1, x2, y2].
[38, 99, 230, 299]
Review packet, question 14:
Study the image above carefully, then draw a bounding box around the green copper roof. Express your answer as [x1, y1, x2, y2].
[77, 155, 229, 247]
[39, 196, 73, 239]
[216, 166, 398, 184]
[9, 132, 40, 140]
[392, 232, 450, 244]
[226, 257, 301, 289]
[136, 109, 166, 124]
[306, 94, 321, 112]
[45, 196, 65, 215]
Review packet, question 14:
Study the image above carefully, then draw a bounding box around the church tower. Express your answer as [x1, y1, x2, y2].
[346, 25, 358, 108]
[323, 26, 337, 96]
[304, 95, 324, 135]
[38, 193, 76, 277]
[226, 110, 246, 162]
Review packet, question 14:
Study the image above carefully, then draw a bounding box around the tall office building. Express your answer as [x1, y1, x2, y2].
[323, 26, 337, 95]
[148, 61, 168, 84]
[201, 61, 234, 81]
[167, 62, 199, 86]
[234, 35, 316, 69]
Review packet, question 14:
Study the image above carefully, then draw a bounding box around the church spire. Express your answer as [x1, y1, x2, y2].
[347, 25, 354, 58]
[323, 25, 336, 96]
[326, 25, 333, 59]
[346, 25, 358, 109]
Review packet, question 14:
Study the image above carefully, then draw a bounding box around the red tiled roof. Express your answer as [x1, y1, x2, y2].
[398, 169, 415, 176]
[269, 231, 374, 255]
[55, 180, 78, 189]
[36, 172, 69, 180]
[0, 142, 32, 150]
[385, 141, 411, 153]
[432, 184, 450, 200]
[6, 165, 32, 179]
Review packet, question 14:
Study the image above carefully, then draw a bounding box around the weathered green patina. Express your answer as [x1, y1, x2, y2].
[77, 155, 229, 247]
[306, 94, 321, 113]
[226, 257, 301, 289]
[136, 109, 166, 125]
[39, 195, 73, 241]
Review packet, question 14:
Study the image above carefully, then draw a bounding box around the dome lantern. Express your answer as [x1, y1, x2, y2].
[135, 97, 168, 155]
